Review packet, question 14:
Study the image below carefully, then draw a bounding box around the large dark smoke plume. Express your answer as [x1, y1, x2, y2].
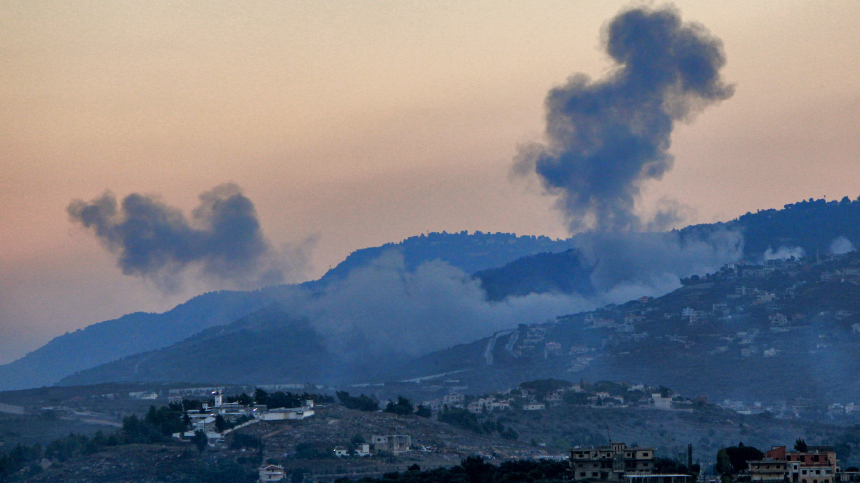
[516, 5, 733, 232]
[68, 183, 306, 290]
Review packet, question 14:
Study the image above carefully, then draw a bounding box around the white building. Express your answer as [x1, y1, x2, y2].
[259, 464, 286, 482]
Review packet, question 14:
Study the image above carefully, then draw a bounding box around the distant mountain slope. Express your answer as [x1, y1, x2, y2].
[471, 197, 860, 301]
[319, 231, 577, 282]
[475, 249, 595, 301]
[12, 197, 860, 391]
[0, 232, 574, 391]
[382, 251, 860, 403]
[695, 196, 860, 257]
[58, 305, 412, 386]
[61, 247, 860, 403]
[0, 289, 277, 391]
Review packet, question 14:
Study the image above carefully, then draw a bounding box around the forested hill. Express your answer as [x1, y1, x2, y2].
[476, 197, 860, 301]
[685, 196, 860, 258]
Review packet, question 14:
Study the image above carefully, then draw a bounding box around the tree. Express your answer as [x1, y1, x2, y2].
[254, 388, 269, 406]
[438, 408, 483, 433]
[335, 391, 379, 411]
[415, 404, 432, 418]
[462, 456, 495, 483]
[721, 444, 764, 474]
[716, 449, 732, 476]
[385, 396, 414, 416]
[795, 439, 808, 452]
[191, 431, 208, 453]
[214, 415, 229, 433]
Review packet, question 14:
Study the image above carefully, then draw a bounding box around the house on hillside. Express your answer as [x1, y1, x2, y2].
[259, 400, 315, 421]
[371, 435, 411, 454]
[259, 464, 286, 482]
[442, 393, 464, 408]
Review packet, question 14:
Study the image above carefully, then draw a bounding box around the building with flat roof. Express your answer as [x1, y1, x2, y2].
[570, 442, 656, 482]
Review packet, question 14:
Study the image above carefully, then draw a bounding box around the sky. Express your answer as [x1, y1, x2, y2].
[1, 1, 860, 365]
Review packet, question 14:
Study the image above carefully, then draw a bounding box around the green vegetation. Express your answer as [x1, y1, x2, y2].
[337, 391, 380, 412]
[334, 456, 569, 483]
[415, 405, 432, 418]
[229, 433, 261, 450]
[250, 388, 333, 409]
[716, 443, 764, 475]
[0, 443, 43, 481]
[436, 408, 517, 439]
[294, 442, 334, 459]
[385, 397, 415, 416]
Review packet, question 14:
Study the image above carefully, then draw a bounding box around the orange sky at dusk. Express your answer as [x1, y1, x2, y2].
[1, 1, 859, 363]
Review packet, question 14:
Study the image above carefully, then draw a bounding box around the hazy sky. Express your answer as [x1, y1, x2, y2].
[1, 1, 859, 364]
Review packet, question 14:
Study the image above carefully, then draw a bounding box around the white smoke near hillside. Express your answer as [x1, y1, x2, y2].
[764, 246, 805, 261]
[829, 236, 856, 255]
[272, 229, 744, 358]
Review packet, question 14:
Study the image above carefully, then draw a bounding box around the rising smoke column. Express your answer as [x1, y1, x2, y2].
[517, 5, 734, 232]
[68, 183, 289, 289]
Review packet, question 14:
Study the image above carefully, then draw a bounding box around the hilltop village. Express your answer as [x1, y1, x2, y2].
[409, 250, 860, 412]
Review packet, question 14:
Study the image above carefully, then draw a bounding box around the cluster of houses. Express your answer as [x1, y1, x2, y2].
[568, 441, 853, 483]
[259, 435, 413, 482]
[747, 446, 843, 483]
[419, 382, 689, 415]
[333, 435, 412, 458]
[174, 391, 315, 442]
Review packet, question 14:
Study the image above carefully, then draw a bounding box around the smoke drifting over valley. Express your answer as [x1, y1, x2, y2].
[263, 231, 743, 360]
[516, 5, 733, 232]
[68, 183, 309, 290]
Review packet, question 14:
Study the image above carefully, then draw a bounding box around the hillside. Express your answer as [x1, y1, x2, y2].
[7, 383, 860, 483]
[378, 251, 860, 405]
[0, 232, 574, 391]
[318, 231, 577, 283]
[0, 289, 278, 391]
[475, 249, 595, 301]
[9, 196, 860, 391]
[63, 250, 860, 407]
[475, 197, 860, 301]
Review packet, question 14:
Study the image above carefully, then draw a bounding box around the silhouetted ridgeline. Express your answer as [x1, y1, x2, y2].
[319, 231, 577, 282]
[694, 196, 860, 258]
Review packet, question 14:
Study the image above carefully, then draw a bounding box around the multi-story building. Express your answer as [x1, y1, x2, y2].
[753, 446, 839, 483]
[748, 458, 790, 483]
[570, 442, 655, 482]
[371, 435, 411, 454]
